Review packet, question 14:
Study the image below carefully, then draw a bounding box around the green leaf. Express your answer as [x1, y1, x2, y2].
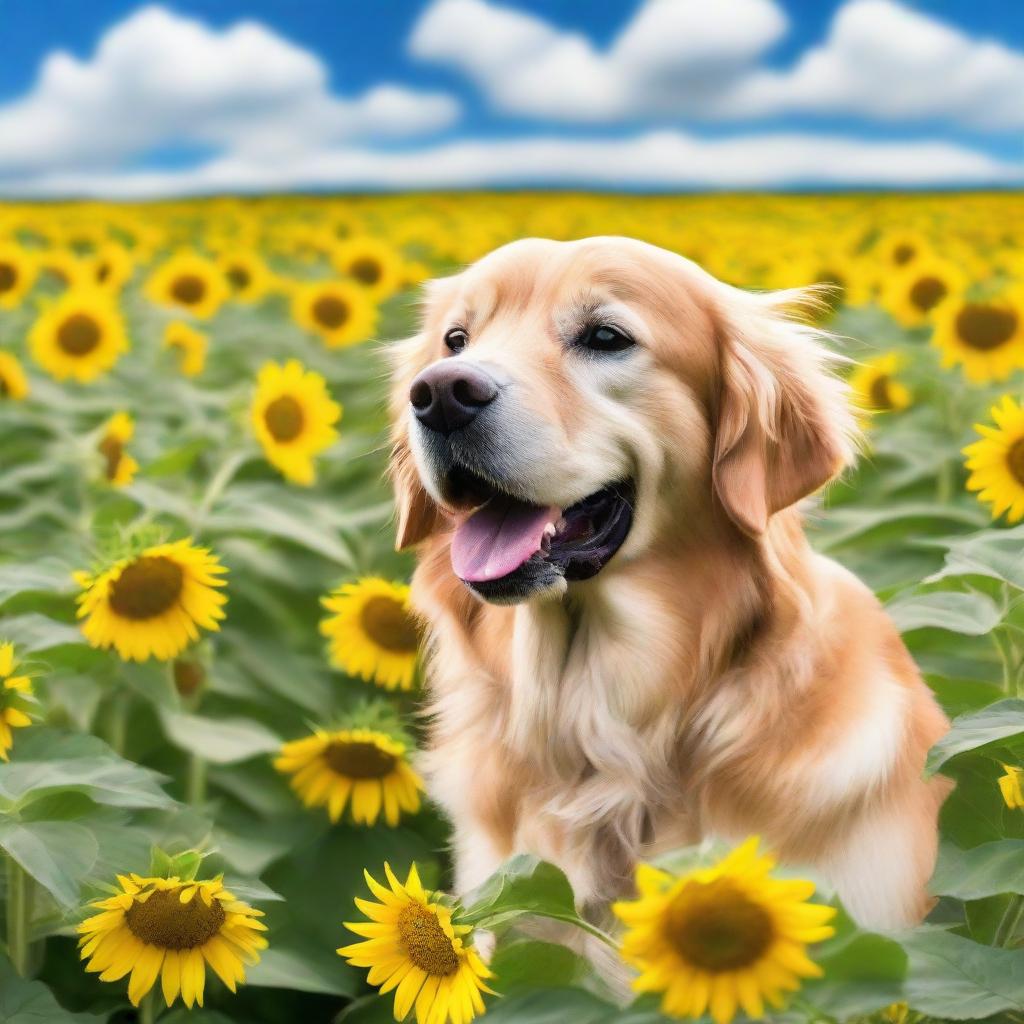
[0, 820, 98, 908]
[926, 699, 1024, 775]
[460, 856, 583, 932]
[930, 840, 1024, 900]
[0, 614, 86, 655]
[0, 560, 76, 607]
[885, 590, 1003, 636]
[490, 940, 592, 994]
[157, 708, 281, 765]
[903, 928, 1024, 1018]
[0, 955, 106, 1023]
[926, 525, 1024, 590]
[245, 945, 356, 997]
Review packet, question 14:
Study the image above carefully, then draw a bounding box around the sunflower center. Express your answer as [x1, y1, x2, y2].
[173, 658, 205, 697]
[360, 596, 419, 653]
[264, 395, 305, 442]
[0, 262, 17, 292]
[869, 375, 895, 411]
[893, 243, 915, 265]
[665, 878, 775, 972]
[325, 740, 397, 779]
[57, 314, 101, 356]
[97, 262, 111, 283]
[350, 257, 382, 286]
[955, 304, 1018, 351]
[1006, 440, 1024, 487]
[125, 888, 225, 951]
[108, 556, 184, 620]
[171, 274, 206, 305]
[227, 266, 250, 290]
[909, 275, 947, 313]
[397, 904, 459, 977]
[313, 295, 350, 329]
[97, 434, 124, 480]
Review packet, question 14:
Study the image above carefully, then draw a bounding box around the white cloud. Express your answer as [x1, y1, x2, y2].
[0, 5, 459, 180]
[4, 130, 1016, 198]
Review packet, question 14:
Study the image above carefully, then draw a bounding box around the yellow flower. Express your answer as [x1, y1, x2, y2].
[999, 765, 1024, 809]
[331, 236, 403, 300]
[291, 280, 377, 348]
[338, 863, 494, 1024]
[217, 250, 272, 303]
[0, 352, 30, 400]
[29, 288, 129, 383]
[876, 230, 931, 272]
[932, 289, 1024, 383]
[882, 258, 965, 328]
[613, 837, 836, 1024]
[0, 243, 37, 309]
[38, 249, 90, 291]
[320, 578, 420, 691]
[792, 253, 871, 321]
[0, 642, 34, 761]
[97, 412, 138, 487]
[274, 727, 423, 826]
[163, 321, 208, 377]
[848, 353, 911, 418]
[78, 873, 267, 1009]
[963, 396, 1024, 523]
[145, 251, 229, 319]
[91, 243, 135, 292]
[75, 539, 228, 662]
[250, 359, 341, 485]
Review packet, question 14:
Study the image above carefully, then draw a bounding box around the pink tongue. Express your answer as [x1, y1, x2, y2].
[451, 493, 558, 583]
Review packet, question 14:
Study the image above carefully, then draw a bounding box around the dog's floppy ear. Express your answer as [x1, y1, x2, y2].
[712, 290, 857, 537]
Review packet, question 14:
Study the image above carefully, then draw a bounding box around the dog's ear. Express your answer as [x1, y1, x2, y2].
[712, 291, 857, 537]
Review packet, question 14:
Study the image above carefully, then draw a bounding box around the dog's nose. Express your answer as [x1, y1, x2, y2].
[409, 362, 498, 434]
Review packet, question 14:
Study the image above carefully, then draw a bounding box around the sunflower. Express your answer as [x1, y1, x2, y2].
[963, 396, 1024, 522]
[0, 243, 37, 309]
[0, 352, 29, 400]
[338, 863, 495, 1024]
[217, 250, 272, 303]
[29, 287, 129, 383]
[145, 251, 229, 319]
[164, 321, 208, 377]
[291, 279, 377, 348]
[78, 873, 267, 1009]
[0, 642, 35, 761]
[848, 353, 911, 418]
[75, 539, 228, 662]
[274, 727, 423, 826]
[320, 578, 420, 690]
[250, 359, 341, 485]
[97, 412, 139, 487]
[932, 288, 1024, 383]
[876, 230, 930, 272]
[999, 764, 1024, 810]
[91, 243, 135, 292]
[882, 258, 965, 328]
[613, 837, 836, 1024]
[331, 236, 403, 299]
[793, 253, 871, 320]
[38, 249, 90, 290]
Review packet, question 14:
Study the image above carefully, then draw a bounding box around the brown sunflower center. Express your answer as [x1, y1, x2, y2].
[325, 740, 398, 778]
[108, 556, 184, 620]
[1005, 439, 1024, 487]
[0, 262, 17, 292]
[665, 878, 775, 972]
[97, 434, 124, 480]
[227, 266, 250, 290]
[350, 257, 382, 286]
[869, 375, 895, 411]
[893, 243, 915, 265]
[397, 904, 459, 977]
[171, 274, 206, 305]
[955, 304, 1018, 351]
[361, 596, 419, 653]
[57, 314, 101, 356]
[264, 395, 305, 442]
[97, 262, 111, 283]
[312, 295, 350, 329]
[0, 377, 8, 397]
[173, 658, 205, 698]
[909, 275, 947, 313]
[125, 888, 225, 951]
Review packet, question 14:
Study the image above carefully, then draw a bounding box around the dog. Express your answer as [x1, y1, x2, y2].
[388, 236, 951, 939]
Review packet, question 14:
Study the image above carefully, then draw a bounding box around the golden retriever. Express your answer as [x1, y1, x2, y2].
[388, 236, 950, 940]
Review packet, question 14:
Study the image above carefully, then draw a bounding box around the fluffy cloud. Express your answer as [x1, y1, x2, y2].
[0, 5, 459, 180]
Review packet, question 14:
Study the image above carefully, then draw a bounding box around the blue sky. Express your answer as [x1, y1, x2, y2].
[1, 0, 1023, 195]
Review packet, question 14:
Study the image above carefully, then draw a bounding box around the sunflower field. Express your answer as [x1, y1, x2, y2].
[1, 192, 1024, 1024]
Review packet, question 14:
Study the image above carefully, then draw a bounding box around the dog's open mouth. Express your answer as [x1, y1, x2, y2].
[445, 469, 634, 601]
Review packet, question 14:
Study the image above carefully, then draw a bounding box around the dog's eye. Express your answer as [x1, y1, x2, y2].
[579, 324, 635, 353]
[444, 327, 468, 353]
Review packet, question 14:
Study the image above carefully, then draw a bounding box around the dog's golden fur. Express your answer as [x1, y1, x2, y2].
[389, 237, 950, 936]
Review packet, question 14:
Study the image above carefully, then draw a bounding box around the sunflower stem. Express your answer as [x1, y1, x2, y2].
[106, 692, 129, 756]
[192, 450, 247, 536]
[5, 854, 33, 977]
[187, 751, 208, 807]
[138, 989, 160, 1024]
[994, 893, 1024, 947]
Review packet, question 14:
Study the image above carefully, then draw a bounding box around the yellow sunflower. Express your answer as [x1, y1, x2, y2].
[38, 249, 90, 291]
[793, 253, 871, 321]
[217, 250, 272, 303]
[145, 251, 229, 319]
[882, 258, 965, 328]
[0, 243, 37, 309]
[250, 359, 341, 485]
[29, 287, 129, 383]
[291, 280, 377, 348]
[97, 411, 139, 487]
[932, 288, 1024, 383]
[78, 873, 267, 1009]
[0, 352, 30, 400]
[999, 764, 1024, 809]
[163, 321, 208, 377]
[331, 236, 403, 299]
[963, 396, 1024, 522]
[0, 642, 35, 761]
[613, 837, 836, 1024]
[91, 243, 135, 292]
[274, 727, 423, 826]
[75, 539, 228, 662]
[320, 578, 420, 691]
[848, 353, 911, 418]
[876, 230, 930, 272]
[338, 863, 495, 1024]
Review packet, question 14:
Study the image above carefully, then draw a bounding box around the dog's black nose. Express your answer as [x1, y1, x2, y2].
[409, 362, 498, 434]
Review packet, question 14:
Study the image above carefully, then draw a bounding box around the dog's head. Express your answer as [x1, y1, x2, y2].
[390, 237, 856, 604]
